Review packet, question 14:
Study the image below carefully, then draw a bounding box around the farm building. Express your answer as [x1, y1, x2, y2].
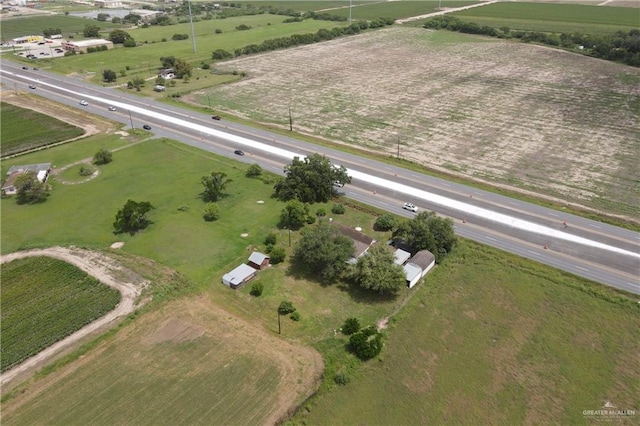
[393, 248, 411, 265]
[248, 251, 270, 270]
[62, 39, 113, 53]
[403, 250, 436, 288]
[2, 163, 51, 195]
[93, 0, 122, 7]
[222, 264, 256, 289]
[333, 223, 376, 263]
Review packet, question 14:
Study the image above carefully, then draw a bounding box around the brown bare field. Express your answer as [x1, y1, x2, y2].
[1, 295, 323, 426]
[208, 27, 640, 218]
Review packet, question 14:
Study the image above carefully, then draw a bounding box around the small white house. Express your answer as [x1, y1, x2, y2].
[222, 264, 256, 289]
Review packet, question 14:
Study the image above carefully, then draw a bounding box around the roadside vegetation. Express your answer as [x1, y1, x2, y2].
[0, 102, 84, 157]
[0, 256, 120, 372]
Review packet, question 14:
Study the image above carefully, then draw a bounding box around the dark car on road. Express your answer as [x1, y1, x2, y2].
[22, 66, 28, 70]
[29, 84, 36, 89]
[234, 149, 244, 156]
[142, 124, 152, 130]
[211, 115, 221, 120]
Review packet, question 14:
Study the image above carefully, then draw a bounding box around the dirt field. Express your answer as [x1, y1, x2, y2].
[208, 26, 640, 218]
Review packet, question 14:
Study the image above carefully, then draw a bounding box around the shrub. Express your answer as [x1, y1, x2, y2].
[290, 311, 300, 321]
[123, 38, 136, 47]
[331, 203, 345, 214]
[172, 33, 189, 40]
[250, 282, 263, 296]
[236, 24, 251, 31]
[214, 28, 223, 34]
[342, 317, 360, 335]
[246, 163, 262, 177]
[349, 326, 383, 360]
[93, 148, 112, 165]
[264, 233, 277, 246]
[374, 213, 396, 231]
[202, 203, 220, 221]
[306, 215, 316, 225]
[269, 246, 286, 265]
[316, 208, 326, 217]
[79, 165, 94, 176]
[202, 63, 210, 69]
[334, 372, 350, 386]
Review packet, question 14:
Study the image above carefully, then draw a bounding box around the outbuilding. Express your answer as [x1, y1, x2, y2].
[248, 251, 270, 270]
[403, 249, 436, 288]
[222, 264, 256, 289]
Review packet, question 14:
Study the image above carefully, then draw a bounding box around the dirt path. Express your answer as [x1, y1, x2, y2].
[0, 247, 148, 389]
[396, 0, 498, 24]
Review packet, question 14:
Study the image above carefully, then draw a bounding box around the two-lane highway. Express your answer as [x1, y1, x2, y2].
[1, 62, 638, 294]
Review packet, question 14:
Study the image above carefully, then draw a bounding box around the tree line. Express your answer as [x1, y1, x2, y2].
[424, 15, 640, 67]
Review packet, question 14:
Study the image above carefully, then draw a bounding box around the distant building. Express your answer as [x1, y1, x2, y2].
[222, 264, 256, 289]
[62, 39, 113, 53]
[93, 0, 122, 7]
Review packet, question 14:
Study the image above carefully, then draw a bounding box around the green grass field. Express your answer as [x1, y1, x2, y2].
[323, 0, 476, 20]
[295, 240, 640, 425]
[0, 102, 84, 157]
[452, 3, 640, 35]
[0, 15, 121, 42]
[0, 256, 120, 372]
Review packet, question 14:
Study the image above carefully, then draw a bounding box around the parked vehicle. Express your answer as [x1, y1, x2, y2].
[142, 124, 152, 130]
[108, 106, 117, 111]
[211, 115, 221, 120]
[234, 149, 244, 156]
[28, 84, 36, 89]
[403, 202, 418, 212]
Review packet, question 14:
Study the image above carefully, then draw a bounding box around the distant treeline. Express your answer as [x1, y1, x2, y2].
[221, 18, 394, 58]
[424, 15, 640, 67]
[170, 1, 348, 22]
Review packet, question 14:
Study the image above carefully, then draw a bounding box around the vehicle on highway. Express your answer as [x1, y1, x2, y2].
[211, 115, 221, 120]
[79, 100, 88, 106]
[22, 66, 28, 70]
[33, 67, 38, 70]
[334, 181, 345, 187]
[234, 149, 244, 156]
[28, 84, 36, 89]
[403, 202, 418, 213]
[108, 106, 117, 111]
[142, 124, 152, 130]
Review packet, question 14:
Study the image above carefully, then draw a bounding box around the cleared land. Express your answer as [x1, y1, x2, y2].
[0, 256, 120, 372]
[296, 240, 640, 425]
[0, 296, 324, 426]
[0, 101, 85, 157]
[207, 26, 640, 217]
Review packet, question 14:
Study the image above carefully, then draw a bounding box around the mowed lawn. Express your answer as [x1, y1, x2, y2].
[0, 15, 121, 41]
[297, 241, 640, 425]
[0, 102, 84, 156]
[452, 2, 640, 34]
[0, 256, 120, 372]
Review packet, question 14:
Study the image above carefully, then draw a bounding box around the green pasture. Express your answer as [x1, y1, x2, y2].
[0, 15, 121, 42]
[453, 3, 640, 34]
[324, 0, 476, 21]
[235, 1, 371, 12]
[296, 240, 640, 425]
[1, 256, 120, 372]
[0, 102, 84, 157]
[41, 14, 347, 76]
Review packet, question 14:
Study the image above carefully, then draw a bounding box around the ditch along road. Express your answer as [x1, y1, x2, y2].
[0, 247, 147, 390]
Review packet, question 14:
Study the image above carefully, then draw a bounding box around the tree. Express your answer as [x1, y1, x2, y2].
[173, 58, 193, 79]
[83, 24, 100, 38]
[123, 38, 136, 48]
[342, 317, 360, 335]
[293, 221, 354, 283]
[202, 203, 220, 221]
[269, 246, 286, 264]
[212, 49, 232, 60]
[131, 76, 145, 90]
[14, 172, 49, 204]
[274, 153, 351, 203]
[200, 172, 232, 202]
[277, 301, 296, 334]
[351, 244, 406, 294]
[280, 200, 310, 231]
[93, 148, 113, 164]
[97, 13, 110, 21]
[160, 56, 176, 68]
[102, 69, 117, 83]
[349, 326, 383, 360]
[374, 213, 396, 231]
[113, 200, 154, 234]
[109, 29, 132, 44]
[393, 211, 457, 263]
[43, 27, 62, 38]
[122, 13, 141, 24]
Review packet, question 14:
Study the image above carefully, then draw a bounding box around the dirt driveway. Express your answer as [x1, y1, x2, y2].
[0, 247, 148, 390]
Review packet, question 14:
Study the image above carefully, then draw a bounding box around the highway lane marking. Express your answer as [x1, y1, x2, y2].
[485, 236, 497, 242]
[575, 266, 590, 272]
[527, 250, 540, 256]
[589, 224, 602, 229]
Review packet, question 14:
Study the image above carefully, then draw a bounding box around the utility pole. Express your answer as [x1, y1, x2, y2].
[188, 0, 197, 53]
[397, 136, 400, 159]
[349, 0, 352, 24]
[207, 93, 211, 109]
[128, 110, 135, 132]
[288, 105, 293, 131]
[278, 311, 281, 334]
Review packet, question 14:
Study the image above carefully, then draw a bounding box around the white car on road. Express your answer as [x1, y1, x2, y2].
[79, 100, 88, 106]
[403, 202, 418, 213]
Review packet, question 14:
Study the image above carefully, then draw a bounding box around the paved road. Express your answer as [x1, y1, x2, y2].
[2, 63, 639, 294]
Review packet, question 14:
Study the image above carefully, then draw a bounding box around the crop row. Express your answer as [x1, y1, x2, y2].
[0, 257, 120, 372]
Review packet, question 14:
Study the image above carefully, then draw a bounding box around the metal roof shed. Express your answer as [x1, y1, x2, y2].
[222, 264, 256, 289]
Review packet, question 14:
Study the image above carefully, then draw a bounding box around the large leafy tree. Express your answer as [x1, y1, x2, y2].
[14, 172, 49, 204]
[200, 172, 232, 202]
[109, 29, 132, 44]
[83, 24, 100, 38]
[393, 211, 457, 262]
[349, 326, 383, 360]
[113, 200, 154, 234]
[351, 244, 406, 294]
[280, 200, 310, 231]
[42, 27, 62, 38]
[102, 69, 117, 83]
[293, 221, 354, 283]
[173, 58, 193, 79]
[274, 153, 350, 203]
